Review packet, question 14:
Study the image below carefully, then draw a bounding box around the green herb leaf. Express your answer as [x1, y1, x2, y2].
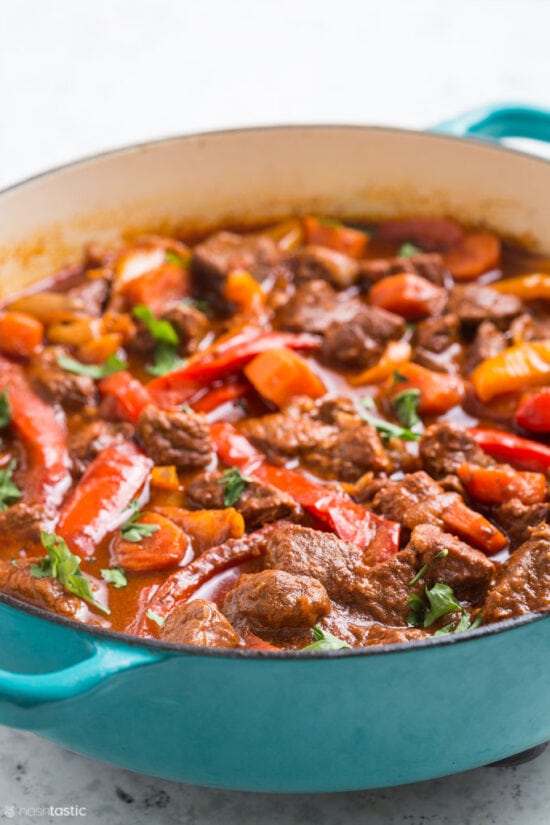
[0, 390, 11, 429]
[392, 388, 422, 429]
[132, 304, 179, 346]
[406, 593, 427, 627]
[398, 242, 421, 257]
[423, 582, 463, 627]
[146, 341, 185, 377]
[409, 548, 449, 587]
[359, 400, 420, 442]
[31, 532, 109, 614]
[120, 501, 160, 543]
[146, 609, 166, 627]
[217, 467, 250, 507]
[182, 297, 212, 316]
[392, 370, 408, 385]
[101, 567, 128, 589]
[57, 353, 127, 379]
[434, 612, 483, 637]
[302, 626, 351, 651]
[0, 460, 22, 512]
[165, 250, 191, 268]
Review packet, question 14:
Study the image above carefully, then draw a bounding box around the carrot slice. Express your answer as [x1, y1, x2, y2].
[457, 463, 547, 505]
[111, 512, 191, 572]
[0, 312, 43, 358]
[120, 262, 189, 314]
[444, 233, 501, 280]
[387, 362, 464, 414]
[441, 498, 507, 555]
[244, 348, 326, 408]
[303, 217, 368, 258]
[152, 506, 245, 554]
[368, 273, 446, 320]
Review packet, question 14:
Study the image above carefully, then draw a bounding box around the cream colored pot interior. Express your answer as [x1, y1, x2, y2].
[0, 126, 549, 298]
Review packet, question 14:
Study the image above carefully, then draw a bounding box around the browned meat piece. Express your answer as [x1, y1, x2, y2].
[419, 422, 491, 480]
[160, 599, 240, 648]
[355, 624, 427, 647]
[67, 277, 111, 316]
[0, 503, 45, 549]
[320, 305, 406, 369]
[68, 417, 135, 477]
[30, 348, 97, 409]
[240, 397, 391, 481]
[263, 524, 368, 605]
[276, 280, 339, 334]
[137, 405, 212, 468]
[492, 498, 549, 549]
[464, 321, 507, 373]
[369, 471, 454, 529]
[0, 560, 80, 617]
[314, 604, 428, 648]
[482, 523, 550, 623]
[415, 314, 460, 354]
[191, 231, 281, 310]
[447, 284, 523, 329]
[292, 246, 359, 288]
[509, 313, 550, 343]
[406, 524, 495, 604]
[223, 569, 330, 633]
[163, 303, 209, 355]
[185, 471, 302, 530]
[359, 252, 445, 286]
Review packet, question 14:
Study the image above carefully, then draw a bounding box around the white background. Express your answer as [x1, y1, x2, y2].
[1, 1, 550, 823]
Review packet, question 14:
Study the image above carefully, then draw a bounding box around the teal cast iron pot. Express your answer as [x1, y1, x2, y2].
[0, 103, 549, 792]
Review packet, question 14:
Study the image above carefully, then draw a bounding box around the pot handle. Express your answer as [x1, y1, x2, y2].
[431, 103, 550, 143]
[0, 639, 160, 707]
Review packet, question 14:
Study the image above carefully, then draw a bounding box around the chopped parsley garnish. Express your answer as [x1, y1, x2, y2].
[0, 390, 11, 429]
[182, 297, 212, 316]
[31, 532, 108, 614]
[101, 567, 128, 589]
[359, 399, 420, 442]
[132, 304, 184, 377]
[434, 612, 483, 637]
[0, 460, 22, 512]
[57, 353, 127, 379]
[146, 610, 166, 628]
[392, 388, 422, 430]
[407, 581, 463, 629]
[398, 242, 421, 257]
[392, 370, 408, 385]
[165, 250, 191, 268]
[217, 467, 250, 507]
[120, 501, 160, 543]
[409, 549, 449, 587]
[302, 627, 351, 651]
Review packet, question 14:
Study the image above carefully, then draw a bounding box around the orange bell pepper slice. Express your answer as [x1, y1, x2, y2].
[348, 341, 412, 386]
[471, 341, 550, 402]
[0, 311, 43, 358]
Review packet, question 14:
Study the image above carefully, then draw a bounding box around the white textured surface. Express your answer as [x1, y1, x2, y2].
[1, 1, 550, 822]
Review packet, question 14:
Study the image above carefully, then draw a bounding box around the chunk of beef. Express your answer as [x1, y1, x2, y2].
[509, 313, 550, 343]
[464, 320, 507, 373]
[185, 471, 302, 530]
[263, 524, 369, 605]
[0, 560, 80, 617]
[292, 246, 359, 288]
[481, 523, 550, 623]
[320, 305, 406, 369]
[68, 418, 136, 477]
[137, 405, 212, 468]
[160, 599, 240, 647]
[419, 423, 491, 480]
[314, 604, 428, 648]
[415, 314, 460, 354]
[276, 280, 339, 334]
[191, 231, 281, 310]
[30, 347, 97, 409]
[163, 303, 209, 355]
[359, 253, 446, 286]
[369, 471, 455, 530]
[406, 523, 494, 604]
[67, 277, 111, 316]
[223, 569, 330, 633]
[0, 503, 45, 549]
[447, 284, 523, 329]
[240, 397, 391, 481]
[492, 498, 549, 549]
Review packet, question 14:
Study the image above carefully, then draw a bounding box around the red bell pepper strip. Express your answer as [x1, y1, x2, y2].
[190, 379, 251, 414]
[515, 389, 550, 433]
[147, 327, 320, 406]
[57, 441, 153, 558]
[99, 370, 152, 424]
[130, 524, 278, 636]
[469, 427, 550, 474]
[210, 421, 401, 559]
[0, 357, 70, 508]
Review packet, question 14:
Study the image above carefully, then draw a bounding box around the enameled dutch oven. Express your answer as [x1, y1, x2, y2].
[0, 104, 550, 792]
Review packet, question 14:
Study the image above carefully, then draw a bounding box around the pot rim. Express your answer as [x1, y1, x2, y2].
[1, 122, 548, 660]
